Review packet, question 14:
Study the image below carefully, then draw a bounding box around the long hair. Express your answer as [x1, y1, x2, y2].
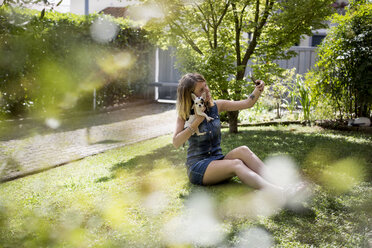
[176, 73, 213, 121]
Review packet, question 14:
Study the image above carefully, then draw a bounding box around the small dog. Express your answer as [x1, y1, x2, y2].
[184, 92, 214, 136]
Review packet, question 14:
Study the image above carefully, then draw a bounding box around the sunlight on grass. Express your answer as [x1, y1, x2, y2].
[0, 126, 371, 247]
[320, 157, 366, 193]
[0, 135, 189, 247]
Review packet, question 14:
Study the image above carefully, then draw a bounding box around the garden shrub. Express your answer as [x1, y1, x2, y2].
[307, 0, 372, 120]
[0, 6, 153, 118]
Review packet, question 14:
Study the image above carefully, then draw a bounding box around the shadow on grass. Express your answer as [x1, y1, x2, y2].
[96, 127, 372, 185]
[221, 128, 372, 181]
[95, 143, 187, 183]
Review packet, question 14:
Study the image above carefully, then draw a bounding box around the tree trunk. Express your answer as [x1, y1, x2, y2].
[228, 111, 239, 133]
[361, 102, 369, 117]
[276, 103, 281, 119]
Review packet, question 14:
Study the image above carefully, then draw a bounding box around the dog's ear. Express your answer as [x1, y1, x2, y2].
[201, 92, 206, 99]
[191, 93, 197, 101]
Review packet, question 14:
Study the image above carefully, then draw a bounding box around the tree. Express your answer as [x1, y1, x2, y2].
[141, 0, 334, 132]
[308, 0, 372, 119]
[1, 0, 58, 6]
[1, 0, 62, 18]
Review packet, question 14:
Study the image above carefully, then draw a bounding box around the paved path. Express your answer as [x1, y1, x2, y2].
[0, 101, 177, 182]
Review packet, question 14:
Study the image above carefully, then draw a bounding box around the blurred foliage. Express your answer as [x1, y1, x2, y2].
[0, 6, 153, 119]
[306, 0, 372, 120]
[141, 0, 334, 132]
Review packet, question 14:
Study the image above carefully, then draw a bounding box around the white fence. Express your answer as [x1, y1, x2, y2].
[275, 46, 317, 75]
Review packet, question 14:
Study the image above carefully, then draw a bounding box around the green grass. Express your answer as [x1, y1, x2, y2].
[0, 125, 371, 247]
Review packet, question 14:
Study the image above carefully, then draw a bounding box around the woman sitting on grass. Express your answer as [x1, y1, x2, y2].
[173, 73, 304, 198]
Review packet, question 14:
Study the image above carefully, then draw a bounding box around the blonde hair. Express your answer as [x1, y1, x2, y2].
[176, 73, 213, 121]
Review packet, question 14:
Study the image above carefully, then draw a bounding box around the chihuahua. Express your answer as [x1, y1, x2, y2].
[184, 92, 214, 136]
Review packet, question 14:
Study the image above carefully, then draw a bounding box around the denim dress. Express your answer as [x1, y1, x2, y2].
[186, 102, 224, 185]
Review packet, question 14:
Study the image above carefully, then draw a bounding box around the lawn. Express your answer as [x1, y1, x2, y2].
[0, 125, 371, 247]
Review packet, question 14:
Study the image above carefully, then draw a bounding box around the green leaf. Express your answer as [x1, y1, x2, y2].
[40, 8, 45, 19]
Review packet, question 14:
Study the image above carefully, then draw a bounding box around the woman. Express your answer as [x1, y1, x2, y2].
[173, 73, 284, 194]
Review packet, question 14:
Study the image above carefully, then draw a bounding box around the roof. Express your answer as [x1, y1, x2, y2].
[99, 7, 128, 18]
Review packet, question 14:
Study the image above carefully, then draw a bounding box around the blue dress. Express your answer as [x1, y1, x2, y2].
[186, 102, 225, 185]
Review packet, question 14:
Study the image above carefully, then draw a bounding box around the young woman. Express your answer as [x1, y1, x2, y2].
[173, 73, 284, 194]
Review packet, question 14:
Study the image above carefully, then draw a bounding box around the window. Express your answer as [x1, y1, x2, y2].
[311, 35, 326, 47]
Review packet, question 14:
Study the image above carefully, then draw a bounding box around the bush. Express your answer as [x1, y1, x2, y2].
[0, 6, 153, 118]
[307, 0, 372, 120]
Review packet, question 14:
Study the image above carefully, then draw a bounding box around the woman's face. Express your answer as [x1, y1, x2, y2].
[193, 81, 211, 102]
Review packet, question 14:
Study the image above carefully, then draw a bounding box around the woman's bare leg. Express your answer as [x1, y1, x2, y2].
[224, 146, 265, 175]
[202, 158, 282, 192]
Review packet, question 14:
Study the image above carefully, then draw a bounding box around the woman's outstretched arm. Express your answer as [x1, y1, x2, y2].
[216, 80, 265, 113]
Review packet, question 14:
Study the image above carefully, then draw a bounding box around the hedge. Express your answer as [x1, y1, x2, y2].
[0, 6, 153, 118]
